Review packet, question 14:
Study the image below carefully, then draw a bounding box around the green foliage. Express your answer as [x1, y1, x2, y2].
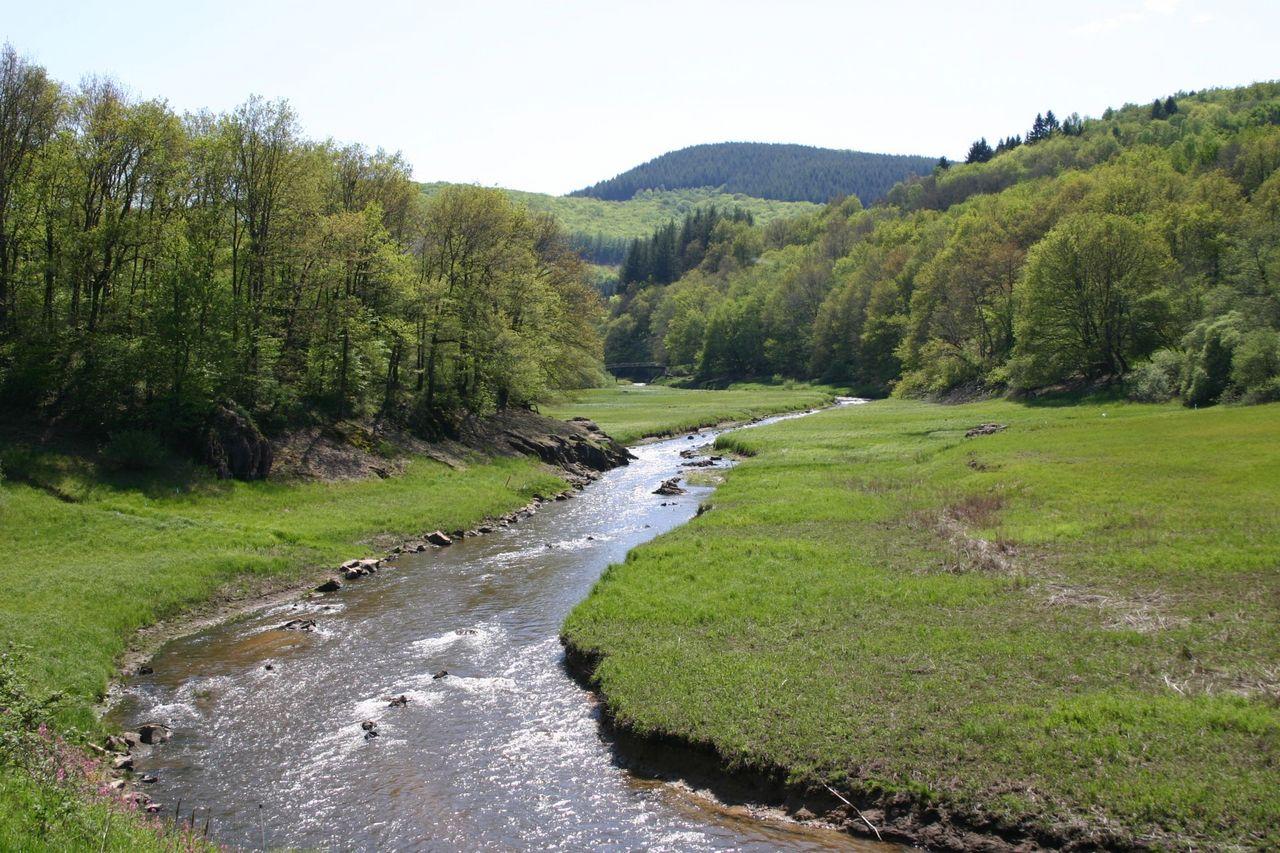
[564, 399, 1280, 848]
[99, 431, 167, 473]
[0, 51, 604, 450]
[420, 183, 818, 266]
[600, 82, 1280, 405]
[1124, 350, 1182, 402]
[1013, 214, 1174, 386]
[570, 142, 936, 204]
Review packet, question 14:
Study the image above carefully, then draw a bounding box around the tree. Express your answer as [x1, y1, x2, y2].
[0, 44, 59, 332]
[1028, 113, 1048, 143]
[965, 138, 994, 164]
[1014, 214, 1174, 384]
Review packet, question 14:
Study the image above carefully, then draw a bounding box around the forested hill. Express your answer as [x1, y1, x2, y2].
[603, 84, 1280, 409]
[419, 183, 818, 265]
[570, 142, 937, 204]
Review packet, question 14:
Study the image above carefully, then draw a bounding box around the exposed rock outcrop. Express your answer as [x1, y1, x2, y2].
[202, 401, 273, 480]
[964, 422, 1007, 438]
[457, 409, 634, 483]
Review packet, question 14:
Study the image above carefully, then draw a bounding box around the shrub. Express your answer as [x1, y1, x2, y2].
[1231, 328, 1280, 396]
[1241, 376, 1280, 404]
[1180, 313, 1244, 406]
[1125, 349, 1182, 402]
[100, 431, 167, 472]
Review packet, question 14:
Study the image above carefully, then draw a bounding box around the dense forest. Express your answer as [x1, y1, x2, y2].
[619, 206, 755, 287]
[570, 142, 937, 204]
[604, 85, 1280, 405]
[420, 183, 817, 267]
[0, 46, 605, 455]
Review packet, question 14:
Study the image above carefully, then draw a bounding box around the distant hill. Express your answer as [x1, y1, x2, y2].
[569, 142, 937, 204]
[420, 183, 819, 265]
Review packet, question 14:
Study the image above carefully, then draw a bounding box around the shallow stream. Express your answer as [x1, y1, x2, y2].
[110, 402, 897, 851]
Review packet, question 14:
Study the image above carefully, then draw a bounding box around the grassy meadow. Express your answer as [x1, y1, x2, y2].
[563, 398, 1280, 847]
[544, 382, 837, 444]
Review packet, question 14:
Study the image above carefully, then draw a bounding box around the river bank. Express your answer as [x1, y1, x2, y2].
[104, 410, 880, 850]
[562, 398, 1280, 850]
[0, 388, 828, 848]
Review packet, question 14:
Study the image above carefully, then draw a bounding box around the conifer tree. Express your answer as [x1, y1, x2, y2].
[965, 137, 994, 164]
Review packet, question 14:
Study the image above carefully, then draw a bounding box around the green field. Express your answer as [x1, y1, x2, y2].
[563, 399, 1280, 847]
[544, 383, 837, 444]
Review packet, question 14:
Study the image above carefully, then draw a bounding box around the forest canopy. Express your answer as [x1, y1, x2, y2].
[603, 84, 1280, 406]
[571, 142, 937, 204]
[0, 45, 604, 447]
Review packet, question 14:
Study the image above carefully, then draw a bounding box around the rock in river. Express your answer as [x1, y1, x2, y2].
[653, 477, 685, 496]
[426, 530, 453, 547]
[138, 722, 173, 745]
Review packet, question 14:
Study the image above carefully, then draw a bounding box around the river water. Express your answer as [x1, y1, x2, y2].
[110, 403, 897, 851]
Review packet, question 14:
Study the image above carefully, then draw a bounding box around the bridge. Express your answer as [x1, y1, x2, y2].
[605, 362, 668, 382]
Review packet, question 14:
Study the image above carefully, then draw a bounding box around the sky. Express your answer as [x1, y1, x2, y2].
[3, 0, 1278, 194]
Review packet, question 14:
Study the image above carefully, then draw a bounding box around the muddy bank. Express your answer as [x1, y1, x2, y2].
[561, 625, 1137, 851]
[271, 407, 632, 482]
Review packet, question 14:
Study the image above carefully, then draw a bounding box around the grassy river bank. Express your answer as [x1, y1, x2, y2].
[563, 398, 1280, 849]
[0, 385, 826, 849]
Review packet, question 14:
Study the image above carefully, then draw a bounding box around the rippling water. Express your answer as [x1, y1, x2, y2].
[110, 405, 897, 851]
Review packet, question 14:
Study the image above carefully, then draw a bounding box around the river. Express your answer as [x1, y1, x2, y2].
[110, 402, 900, 851]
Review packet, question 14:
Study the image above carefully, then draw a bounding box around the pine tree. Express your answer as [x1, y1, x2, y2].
[1164, 96, 1178, 115]
[1151, 98, 1166, 119]
[936, 156, 951, 172]
[1028, 113, 1047, 143]
[965, 137, 994, 164]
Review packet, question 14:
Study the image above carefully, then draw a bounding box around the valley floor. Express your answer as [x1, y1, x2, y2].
[562, 398, 1280, 849]
[544, 382, 837, 444]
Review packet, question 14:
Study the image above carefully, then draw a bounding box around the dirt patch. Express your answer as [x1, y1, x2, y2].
[1039, 582, 1188, 635]
[271, 420, 469, 481]
[906, 492, 1020, 575]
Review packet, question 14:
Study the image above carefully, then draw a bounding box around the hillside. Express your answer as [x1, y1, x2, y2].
[602, 84, 1280, 410]
[420, 183, 818, 264]
[569, 142, 937, 204]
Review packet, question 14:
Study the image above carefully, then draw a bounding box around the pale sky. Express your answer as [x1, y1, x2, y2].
[3, 0, 1277, 194]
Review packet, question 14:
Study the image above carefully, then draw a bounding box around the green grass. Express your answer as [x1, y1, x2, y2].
[0, 768, 206, 851]
[563, 399, 1280, 847]
[0, 452, 563, 730]
[544, 383, 838, 444]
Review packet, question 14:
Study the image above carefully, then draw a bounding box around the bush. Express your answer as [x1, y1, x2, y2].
[99, 431, 167, 472]
[1125, 349, 1182, 402]
[1180, 313, 1244, 406]
[1231, 328, 1280, 396]
[1240, 376, 1280, 404]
